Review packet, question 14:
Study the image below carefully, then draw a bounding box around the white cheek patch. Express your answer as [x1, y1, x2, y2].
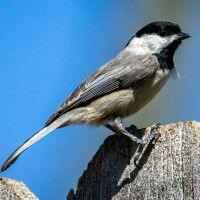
[128, 34, 178, 54]
[141, 34, 177, 53]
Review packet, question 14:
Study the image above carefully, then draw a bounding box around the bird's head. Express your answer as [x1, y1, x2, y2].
[127, 21, 190, 55]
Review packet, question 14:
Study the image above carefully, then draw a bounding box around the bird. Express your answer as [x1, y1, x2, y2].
[1, 21, 190, 172]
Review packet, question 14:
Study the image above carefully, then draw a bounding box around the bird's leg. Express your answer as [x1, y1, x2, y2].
[113, 118, 160, 145]
[105, 119, 161, 164]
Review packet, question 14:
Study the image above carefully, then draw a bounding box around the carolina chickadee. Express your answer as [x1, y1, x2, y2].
[1, 21, 190, 172]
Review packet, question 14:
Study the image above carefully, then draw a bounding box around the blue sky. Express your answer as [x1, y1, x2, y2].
[0, 1, 200, 199]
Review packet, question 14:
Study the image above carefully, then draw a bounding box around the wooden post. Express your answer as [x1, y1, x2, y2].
[67, 121, 200, 200]
[0, 121, 199, 199]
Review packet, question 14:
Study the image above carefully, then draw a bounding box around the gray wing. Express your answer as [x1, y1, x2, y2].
[45, 50, 159, 125]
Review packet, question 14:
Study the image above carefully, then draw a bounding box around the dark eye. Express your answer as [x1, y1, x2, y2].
[159, 30, 167, 37]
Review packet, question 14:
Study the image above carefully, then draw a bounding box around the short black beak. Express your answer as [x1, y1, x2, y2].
[178, 32, 191, 40]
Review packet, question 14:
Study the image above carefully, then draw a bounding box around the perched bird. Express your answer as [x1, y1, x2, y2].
[1, 21, 190, 172]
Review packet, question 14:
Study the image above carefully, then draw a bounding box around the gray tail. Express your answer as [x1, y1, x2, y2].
[1, 112, 72, 172]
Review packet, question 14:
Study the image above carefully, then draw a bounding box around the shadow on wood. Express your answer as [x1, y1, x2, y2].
[67, 121, 200, 200]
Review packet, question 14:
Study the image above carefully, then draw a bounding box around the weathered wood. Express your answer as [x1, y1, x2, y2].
[67, 121, 200, 200]
[0, 177, 38, 200]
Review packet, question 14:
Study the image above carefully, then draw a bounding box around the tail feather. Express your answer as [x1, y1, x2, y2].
[1, 112, 72, 172]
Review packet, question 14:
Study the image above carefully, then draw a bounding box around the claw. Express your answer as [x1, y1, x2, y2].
[121, 123, 160, 144]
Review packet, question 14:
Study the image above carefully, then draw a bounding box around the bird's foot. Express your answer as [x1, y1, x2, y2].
[121, 123, 160, 144]
[104, 120, 161, 164]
